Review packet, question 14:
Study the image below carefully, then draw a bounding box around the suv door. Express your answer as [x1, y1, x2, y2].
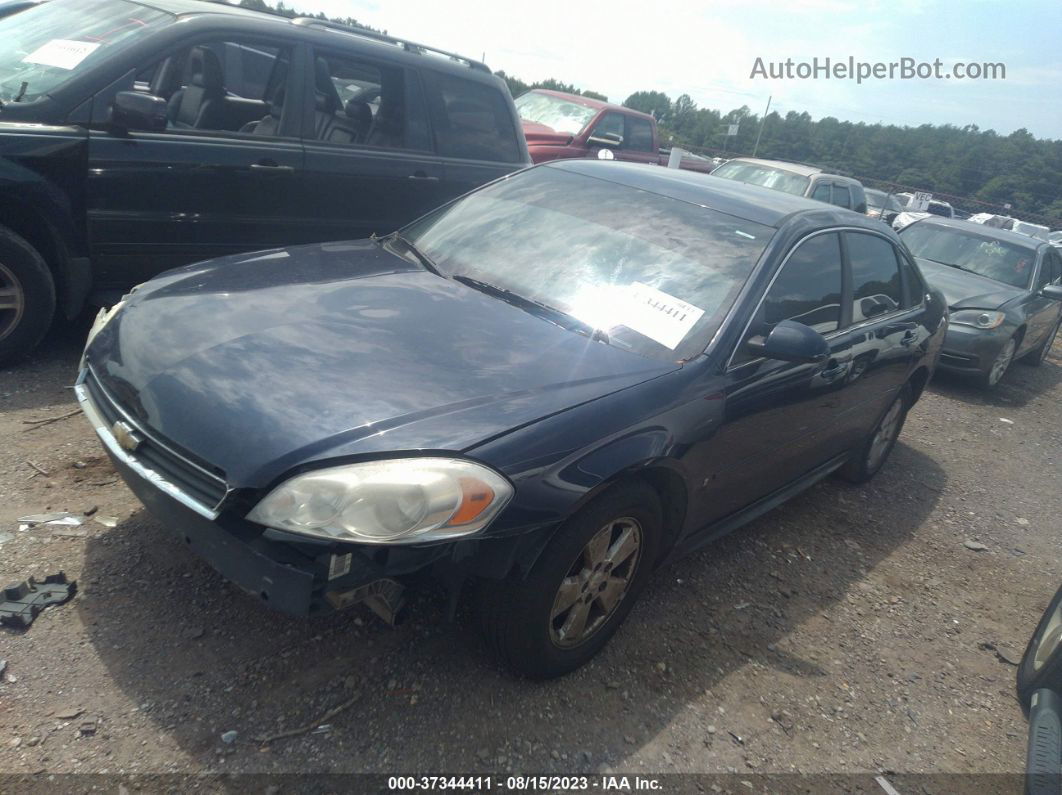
[86, 36, 307, 287]
[419, 68, 526, 204]
[295, 48, 444, 243]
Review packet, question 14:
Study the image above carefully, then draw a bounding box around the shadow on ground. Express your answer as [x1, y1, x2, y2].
[76, 439, 944, 773]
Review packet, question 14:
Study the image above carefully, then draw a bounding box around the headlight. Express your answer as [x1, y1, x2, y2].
[949, 309, 1005, 329]
[246, 458, 514, 544]
[81, 300, 126, 365]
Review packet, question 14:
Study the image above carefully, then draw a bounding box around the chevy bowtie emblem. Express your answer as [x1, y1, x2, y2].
[111, 420, 141, 453]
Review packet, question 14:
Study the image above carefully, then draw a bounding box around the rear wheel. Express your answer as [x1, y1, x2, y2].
[837, 384, 911, 484]
[476, 482, 661, 679]
[979, 335, 1017, 389]
[1020, 320, 1060, 367]
[0, 226, 56, 366]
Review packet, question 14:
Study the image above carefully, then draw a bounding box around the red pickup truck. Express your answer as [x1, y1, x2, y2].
[514, 89, 716, 173]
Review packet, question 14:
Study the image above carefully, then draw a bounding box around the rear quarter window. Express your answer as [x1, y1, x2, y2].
[421, 70, 522, 163]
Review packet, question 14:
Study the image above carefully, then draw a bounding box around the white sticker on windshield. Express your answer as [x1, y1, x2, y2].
[622, 282, 705, 350]
[22, 39, 101, 71]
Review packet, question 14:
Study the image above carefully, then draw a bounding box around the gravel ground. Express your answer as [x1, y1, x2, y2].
[1, 320, 1060, 789]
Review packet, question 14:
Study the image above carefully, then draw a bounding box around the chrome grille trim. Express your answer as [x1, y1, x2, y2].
[75, 368, 228, 519]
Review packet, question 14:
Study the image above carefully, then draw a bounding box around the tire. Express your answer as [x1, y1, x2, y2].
[837, 384, 911, 484]
[1017, 585, 1062, 711]
[476, 481, 662, 679]
[1020, 320, 1060, 367]
[979, 334, 1018, 389]
[0, 226, 56, 366]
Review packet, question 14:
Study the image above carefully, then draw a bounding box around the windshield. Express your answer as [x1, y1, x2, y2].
[866, 189, 903, 212]
[901, 223, 1036, 289]
[710, 161, 810, 196]
[514, 91, 598, 135]
[0, 0, 173, 104]
[403, 167, 774, 361]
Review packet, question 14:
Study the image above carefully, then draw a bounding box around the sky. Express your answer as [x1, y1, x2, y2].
[270, 0, 1062, 139]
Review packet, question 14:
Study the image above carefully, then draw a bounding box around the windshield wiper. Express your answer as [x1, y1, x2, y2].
[453, 275, 609, 344]
[377, 232, 441, 275]
[13, 81, 28, 103]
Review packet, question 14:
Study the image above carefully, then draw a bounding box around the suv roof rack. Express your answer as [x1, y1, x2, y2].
[291, 18, 491, 73]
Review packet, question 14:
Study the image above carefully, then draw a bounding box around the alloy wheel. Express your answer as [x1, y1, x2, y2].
[0, 262, 25, 343]
[988, 338, 1016, 386]
[549, 517, 642, 648]
[867, 396, 903, 471]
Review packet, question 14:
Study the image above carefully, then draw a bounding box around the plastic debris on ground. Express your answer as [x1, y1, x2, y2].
[17, 513, 86, 531]
[1, 573, 77, 629]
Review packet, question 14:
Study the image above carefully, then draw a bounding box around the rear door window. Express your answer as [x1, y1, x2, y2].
[810, 182, 831, 202]
[310, 52, 429, 150]
[846, 232, 903, 322]
[625, 116, 654, 152]
[420, 70, 521, 163]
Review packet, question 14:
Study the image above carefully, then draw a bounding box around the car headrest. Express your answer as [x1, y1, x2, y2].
[189, 47, 223, 91]
[344, 100, 372, 129]
[269, 85, 286, 116]
[314, 57, 340, 113]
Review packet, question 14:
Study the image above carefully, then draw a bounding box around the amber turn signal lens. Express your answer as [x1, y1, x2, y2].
[450, 477, 496, 525]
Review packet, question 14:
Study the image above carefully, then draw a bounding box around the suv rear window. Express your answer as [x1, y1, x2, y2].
[421, 71, 522, 163]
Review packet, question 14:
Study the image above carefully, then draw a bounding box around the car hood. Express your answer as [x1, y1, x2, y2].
[86, 241, 676, 487]
[521, 120, 574, 147]
[914, 257, 1025, 310]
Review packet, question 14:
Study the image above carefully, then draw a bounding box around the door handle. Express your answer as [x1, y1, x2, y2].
[408, 172, 440, 182]
[818, 351, 852, 383]
[250, 161, 294, 174]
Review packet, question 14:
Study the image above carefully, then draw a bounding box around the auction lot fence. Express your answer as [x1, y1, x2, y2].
[681, 143, 1055, 229]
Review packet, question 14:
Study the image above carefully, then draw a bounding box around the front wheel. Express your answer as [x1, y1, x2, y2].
[476, 482, 662, 679]
[837, 385, 911, 484]
[0, 226, 56, 366]
[979, 335, 1017, 389]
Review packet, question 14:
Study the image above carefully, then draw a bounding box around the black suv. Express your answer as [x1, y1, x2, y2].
[0, 0, 529, 362]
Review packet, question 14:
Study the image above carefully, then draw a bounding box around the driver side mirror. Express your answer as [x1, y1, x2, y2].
[110, 91, 168, 132]
[1041, 284, 1062, 301]
[746, 319, 830, 364]
[587, 131, 622, 148]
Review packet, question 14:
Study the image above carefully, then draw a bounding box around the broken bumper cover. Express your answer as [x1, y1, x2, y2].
[75, 371, 446, 618]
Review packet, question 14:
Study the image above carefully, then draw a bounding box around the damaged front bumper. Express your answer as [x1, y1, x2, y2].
[74, 368, 449, 621]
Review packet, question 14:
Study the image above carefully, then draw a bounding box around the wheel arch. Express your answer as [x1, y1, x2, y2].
[0, 195, 87, 319]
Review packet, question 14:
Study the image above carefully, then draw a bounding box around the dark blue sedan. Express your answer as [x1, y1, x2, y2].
[78, 161, 946, 678]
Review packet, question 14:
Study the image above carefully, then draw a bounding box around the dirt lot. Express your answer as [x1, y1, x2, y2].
[1, 321, 1060, 789]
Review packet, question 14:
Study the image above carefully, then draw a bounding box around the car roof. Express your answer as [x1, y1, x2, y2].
[526, 89, 654, 121]
[904, 216, 1043, 251]
[545, 160, 878, 229]
[721, 157, 824, 177]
